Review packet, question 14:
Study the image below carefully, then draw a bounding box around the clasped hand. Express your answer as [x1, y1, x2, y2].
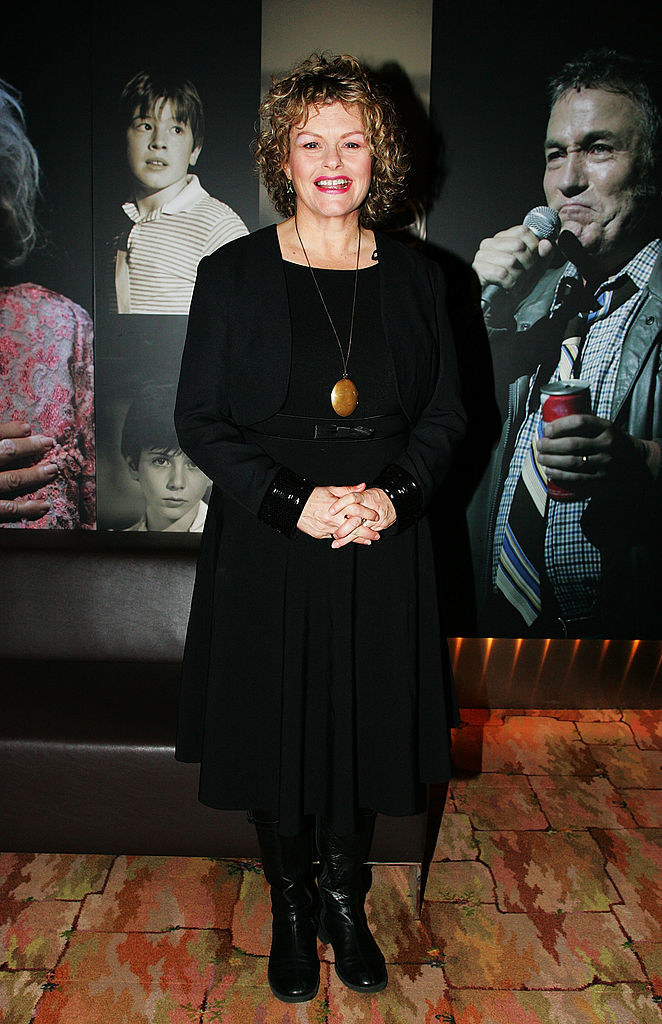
[297, 482, 396, 547]
[0, 421, 58, 522]
[536, 413, 656, 496]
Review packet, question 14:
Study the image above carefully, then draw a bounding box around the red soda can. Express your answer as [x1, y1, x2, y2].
[540, 381, 591, 502]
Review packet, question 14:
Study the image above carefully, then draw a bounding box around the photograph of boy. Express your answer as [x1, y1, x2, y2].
[115, 71, 248, 315]
[120, 383, 209, 532]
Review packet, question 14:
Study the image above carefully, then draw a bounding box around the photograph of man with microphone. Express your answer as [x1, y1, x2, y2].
[469, 48, 662, 639]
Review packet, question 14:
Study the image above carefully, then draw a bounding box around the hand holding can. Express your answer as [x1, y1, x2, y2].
[540, 381, 591, 501]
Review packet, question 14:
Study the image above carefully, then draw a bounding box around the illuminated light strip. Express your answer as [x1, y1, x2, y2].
[504, 637, 525, 699]
[447, 637, 662, 710]
[624, 639, 640, 676]
[478, 638, 494, 693]
[596, 638, 610, 675]
[653, 646, 662, 687]
[616, 639, 641, 704]
[450, 637, 463, 674]
[560, 638, 582, 692]
[529, 637, 552, 705]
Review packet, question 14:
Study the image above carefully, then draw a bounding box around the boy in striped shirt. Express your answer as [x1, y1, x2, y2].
[115, 70, 248, 315]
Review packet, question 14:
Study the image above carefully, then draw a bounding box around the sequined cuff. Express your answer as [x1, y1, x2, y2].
[373, 464, 424, 533]
[258, 467, 315, 538]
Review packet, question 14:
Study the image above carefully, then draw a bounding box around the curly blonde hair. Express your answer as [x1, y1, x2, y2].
[254, 53, 409, 226]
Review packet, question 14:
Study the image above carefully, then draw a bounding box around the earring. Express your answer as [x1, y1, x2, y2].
[286, 178, 294, 195]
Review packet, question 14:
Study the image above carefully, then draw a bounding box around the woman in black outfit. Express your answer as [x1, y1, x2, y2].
[174, 53, 465, 1004]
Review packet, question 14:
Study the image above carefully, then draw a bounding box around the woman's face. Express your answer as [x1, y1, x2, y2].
[283, 101, 372, 223]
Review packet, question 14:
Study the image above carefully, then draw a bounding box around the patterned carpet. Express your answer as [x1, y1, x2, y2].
[1, 708, 661, 1023]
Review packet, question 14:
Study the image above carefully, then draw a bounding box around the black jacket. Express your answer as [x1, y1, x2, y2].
[175, 225, 466, 529]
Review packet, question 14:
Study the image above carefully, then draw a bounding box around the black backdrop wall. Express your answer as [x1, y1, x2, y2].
[427, 3, 657, 261]
[2, 12, 94, 313]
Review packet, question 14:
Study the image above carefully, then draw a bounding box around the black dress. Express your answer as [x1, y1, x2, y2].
[176, 256, 459, 837]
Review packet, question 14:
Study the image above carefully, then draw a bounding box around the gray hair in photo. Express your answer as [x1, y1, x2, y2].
[0, 79, 40, 267]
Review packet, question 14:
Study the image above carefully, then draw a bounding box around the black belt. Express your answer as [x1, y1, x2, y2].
[547, 614, 603, 639]
[535, 605, 603, 639]
[247, 412, 409, 441]
[482, 589, 604, 639]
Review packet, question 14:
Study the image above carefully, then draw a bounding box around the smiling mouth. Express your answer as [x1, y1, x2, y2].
[146, 160, 169, 167]
[314, 177, 352, 191]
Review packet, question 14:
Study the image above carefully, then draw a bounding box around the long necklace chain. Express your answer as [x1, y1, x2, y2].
[294, 216, 360, 379]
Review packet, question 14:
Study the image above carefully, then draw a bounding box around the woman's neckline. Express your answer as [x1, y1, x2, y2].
[281, 258, 379, 271]
[274, 220, 378, 271]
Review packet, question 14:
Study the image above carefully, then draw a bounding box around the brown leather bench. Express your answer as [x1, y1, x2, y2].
[0, 531, 444, 914]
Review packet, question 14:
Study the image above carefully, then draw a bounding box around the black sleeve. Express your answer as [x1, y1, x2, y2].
[175, 256, 314, 536]
[376, 263, 466, 532]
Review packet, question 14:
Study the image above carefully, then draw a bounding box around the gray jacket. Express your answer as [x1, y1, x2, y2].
[471, 247, 662, 638]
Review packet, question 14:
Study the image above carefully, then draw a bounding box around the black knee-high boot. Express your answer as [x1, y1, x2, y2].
[316, 811, 388, 993]
[251, 813, 320, 1003]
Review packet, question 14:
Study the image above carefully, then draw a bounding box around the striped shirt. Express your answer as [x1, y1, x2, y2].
[492, 238, 662, 620]
[115, 175, 248, 315]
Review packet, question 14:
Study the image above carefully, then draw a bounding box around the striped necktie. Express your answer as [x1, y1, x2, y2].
[494, 273, 636, 627]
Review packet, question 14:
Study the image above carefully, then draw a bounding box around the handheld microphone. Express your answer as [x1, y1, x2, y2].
[481, 206, 561, 312]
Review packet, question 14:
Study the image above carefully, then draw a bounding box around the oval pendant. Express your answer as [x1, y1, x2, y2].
[331, 378, 359, 417]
